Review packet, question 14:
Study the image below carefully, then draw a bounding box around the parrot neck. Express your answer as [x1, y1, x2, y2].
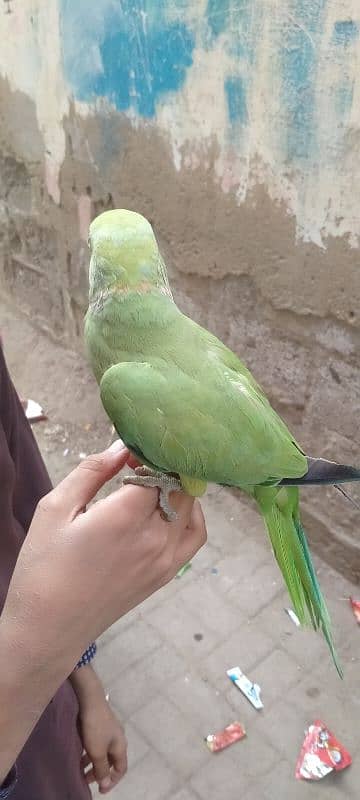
[85, 285, 181, 383]
[88, 254, 121, 306]
[88, 252, 173, 311]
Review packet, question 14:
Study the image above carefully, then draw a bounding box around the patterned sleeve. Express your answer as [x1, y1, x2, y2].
[0, 766, 17, 798]
[75, 642, 97, 669]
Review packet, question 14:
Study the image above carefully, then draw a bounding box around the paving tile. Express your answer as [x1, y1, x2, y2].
[139, 572, 185, 614]
[96, 618, 163, 685]
[145, 593, 222, 660]
[289, 672, 360, 757]
[309, 562, 356, 646]
[131, 694, 209, 778]
[124, 720, 150, 769]
[254, 699, 308, 763]
[223, 683, 269, 735]
[244, 648, 301, 709]
[190, 734, 277, 800]
[226, 560, 284, 617]
[242, 759, 308, 800]
[213, 542, 270, 596]
[187, 541, 222, 575]
[164, 669, 249, 732]
[200, 501, 249, 556]
[255, 600, 330, 668]
[108, 750, 179, 800]
[334, 641, 360, 687]
[204, 488, 265, 542]
[199, 620, 274, 686]
[98, 607, 142, 647]
[178, 577, 246, 637]
[109, 644, 185, 719]
[288, 769, 357, 800]
[331, 750, 360, 800]
[172, 788, 201, 800]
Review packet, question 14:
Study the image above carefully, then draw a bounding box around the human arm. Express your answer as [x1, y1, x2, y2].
[0, 441, 206, 783]
[70, 665, 127, 794]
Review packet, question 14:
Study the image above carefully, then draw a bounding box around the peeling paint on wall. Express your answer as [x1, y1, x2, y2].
[0, 0, 360, 243]
[0, 0, 68, 202]
[224, 75, 248, 125]
[333, 19, 359, 46]
[60, 0, 195, 117]
[280, 0, 326, 163]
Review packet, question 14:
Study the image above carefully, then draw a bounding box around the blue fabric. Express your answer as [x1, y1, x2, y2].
[76, 642, 97, 669]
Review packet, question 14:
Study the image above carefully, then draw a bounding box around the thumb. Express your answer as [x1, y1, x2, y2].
[47, 440, 129, 519]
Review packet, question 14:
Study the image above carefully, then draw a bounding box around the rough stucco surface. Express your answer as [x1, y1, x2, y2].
[0, 2, 359, 577]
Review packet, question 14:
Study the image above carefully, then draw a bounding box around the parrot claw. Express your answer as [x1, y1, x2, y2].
[123, 466, 182, 522]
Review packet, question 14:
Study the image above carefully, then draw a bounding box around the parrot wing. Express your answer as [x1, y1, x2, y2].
[100, 354, 307, 488]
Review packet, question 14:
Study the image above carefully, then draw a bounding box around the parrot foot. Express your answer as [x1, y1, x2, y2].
[123, 466, 182, 522]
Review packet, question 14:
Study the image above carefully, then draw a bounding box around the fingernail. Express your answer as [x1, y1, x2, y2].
[108, 438, 125, 453]
[100, 777, 112, 790]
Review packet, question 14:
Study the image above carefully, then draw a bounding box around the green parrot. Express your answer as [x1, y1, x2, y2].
[85, 208, 360, 675]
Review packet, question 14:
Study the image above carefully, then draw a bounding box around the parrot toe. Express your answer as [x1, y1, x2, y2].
[123, 467, 182, 522]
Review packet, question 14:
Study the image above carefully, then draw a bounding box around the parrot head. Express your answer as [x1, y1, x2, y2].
[88, 209, 172, 298]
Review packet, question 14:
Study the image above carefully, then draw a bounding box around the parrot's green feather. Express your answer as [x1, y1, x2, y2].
[84, 208, 355, 675]
[254, 485, 342, 676]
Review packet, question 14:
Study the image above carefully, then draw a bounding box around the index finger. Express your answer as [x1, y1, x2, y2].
[47, 443, 130, 519]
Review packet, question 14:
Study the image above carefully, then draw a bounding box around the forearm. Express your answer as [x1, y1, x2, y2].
[0, 618, 74, 784]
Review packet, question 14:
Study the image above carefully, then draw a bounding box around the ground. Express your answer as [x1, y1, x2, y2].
[2, 300, 360, 800]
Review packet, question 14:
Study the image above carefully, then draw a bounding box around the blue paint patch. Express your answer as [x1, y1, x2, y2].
[335, 84, 354, 119]
[225, 76, 248, 124]
[206, 0, 254, 140]
[205, 0, 254, 60]
[60, 1, 194, 118]
[206, 0, 230, 39]
[280, 1, 327, 162]
[333, 20, 359, 46]
[93, 21, 194, 117]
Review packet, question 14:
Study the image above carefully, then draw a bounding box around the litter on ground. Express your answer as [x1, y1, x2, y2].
[227, 666, 263, 710]
[296, 720, 352, 780]
[21, 398, 47, 423]
[349, 597, 360, 624]
[205, 722, 246, 753]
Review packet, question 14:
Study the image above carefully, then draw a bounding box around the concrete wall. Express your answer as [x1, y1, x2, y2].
[0, 1, 359, 572]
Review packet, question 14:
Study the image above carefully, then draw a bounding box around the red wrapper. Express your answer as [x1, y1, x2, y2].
[349, 597, 360, 624]
[296, 720, 352, 781]
[205, 722, 246, 753]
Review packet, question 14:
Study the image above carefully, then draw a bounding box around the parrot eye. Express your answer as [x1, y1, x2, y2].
[87, 236, 91, 250]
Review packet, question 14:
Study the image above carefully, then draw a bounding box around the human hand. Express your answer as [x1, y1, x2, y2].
[0, 441, 206, 782]
[2, 441, 206, 669]
[80, 701, 127, 794]
[72, 665, 127, 794]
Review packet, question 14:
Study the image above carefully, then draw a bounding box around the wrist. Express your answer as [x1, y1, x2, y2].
[69, 663, 107, 710]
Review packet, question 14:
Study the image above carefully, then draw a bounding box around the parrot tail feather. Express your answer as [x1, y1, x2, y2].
[280, 457, 360, 486]
[254, 485, 342, 677]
